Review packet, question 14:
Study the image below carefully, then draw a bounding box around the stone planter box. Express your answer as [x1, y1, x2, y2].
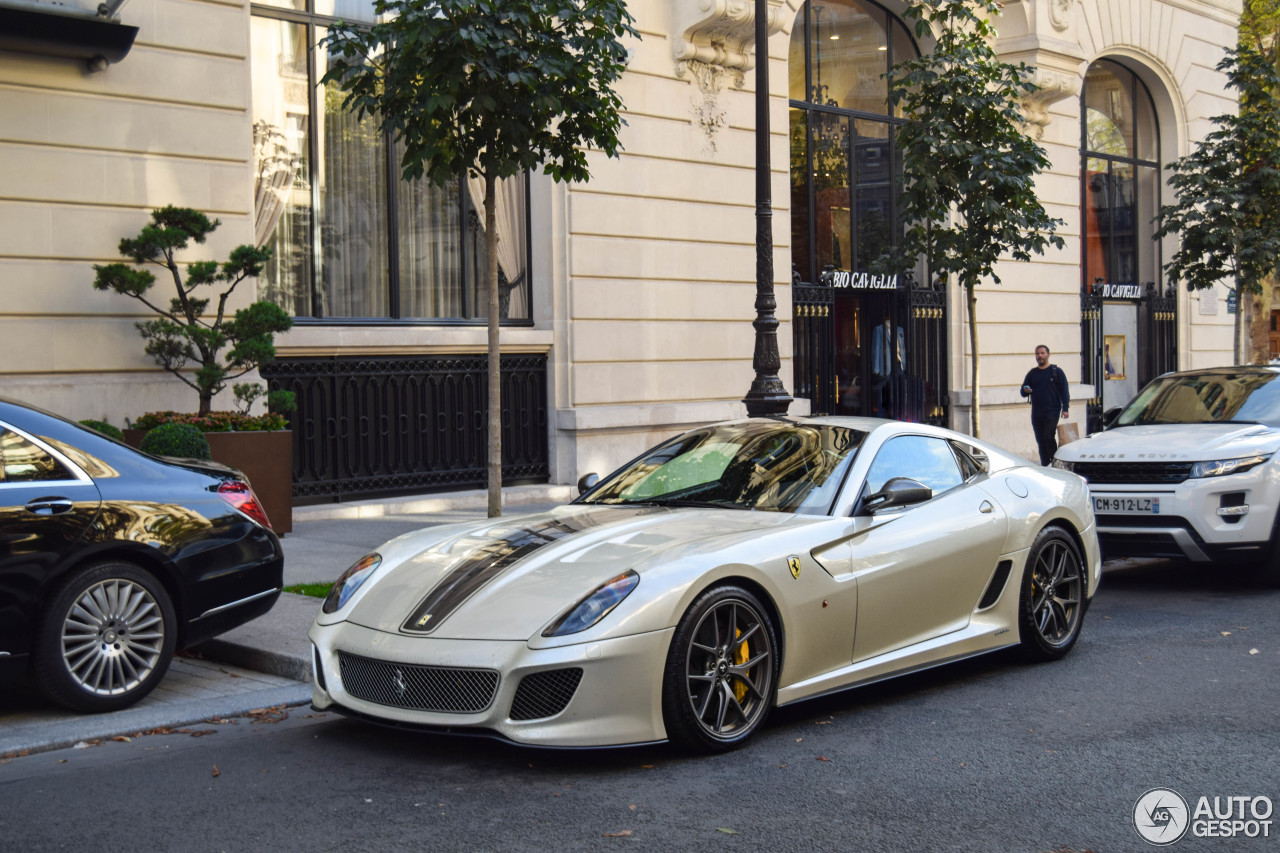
[124, 428, 293, 535]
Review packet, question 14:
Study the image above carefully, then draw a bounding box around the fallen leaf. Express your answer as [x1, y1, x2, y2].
[816, 756, 831, 762]
[717, 828, 739, 835]
[189, 730, 217, 738]
[57, 759, 67, 764]
[629, 805, 637, 811]
[1250, 648, 1260, 655]
[640, 764, 655, 769]
[777, 764, 788, 768]
[603, 830, 632, 837]
[111, 736, 132, 743]
[795, 738, 802, 743]
[212, 765, 221, 777]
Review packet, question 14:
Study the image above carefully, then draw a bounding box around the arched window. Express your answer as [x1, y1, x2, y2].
[788, 0, 916, 283]
[1080, 59, 1171, 423]
[789, 2, 945, 423]
[1081, 59, 1160, 294]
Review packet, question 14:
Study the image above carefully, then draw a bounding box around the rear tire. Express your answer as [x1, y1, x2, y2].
[661, 584, 779, 753]
[32, 561, 176, 713]
[1018, 527, 1086, 662]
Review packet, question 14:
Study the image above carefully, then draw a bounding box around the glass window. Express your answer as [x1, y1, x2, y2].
[788, 0, 915, 286]
[250, 9, 531, 322]
[1081, 60, 1159, 291]
[864, 435, 963, 495]
[0, 430, 72, 483]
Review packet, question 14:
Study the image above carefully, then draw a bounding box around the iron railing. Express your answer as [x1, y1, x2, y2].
[262, 354, 549, 502]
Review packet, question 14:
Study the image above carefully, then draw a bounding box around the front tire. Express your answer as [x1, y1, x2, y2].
[661, 584, 779, 753]
[1018, 527, 1086, 662]
[32, 561, 177, 713]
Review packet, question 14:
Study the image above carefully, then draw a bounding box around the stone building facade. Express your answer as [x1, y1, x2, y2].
[0, 0, 1240, 499]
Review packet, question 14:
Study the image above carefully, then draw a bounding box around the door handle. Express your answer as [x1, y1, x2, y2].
[25, 497, 74, 516]
[978, 500, 994, 514]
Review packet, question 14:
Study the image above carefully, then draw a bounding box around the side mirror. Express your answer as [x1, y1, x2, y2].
[577, 473, 600, 496]
[1102, 407, 1123, 429]
[860, 477, 932, 514]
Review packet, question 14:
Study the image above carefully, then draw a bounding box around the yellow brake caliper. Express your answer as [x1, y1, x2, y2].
[733, 628, 749, 702]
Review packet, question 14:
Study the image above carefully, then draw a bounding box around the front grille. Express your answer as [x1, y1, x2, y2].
[1071, 461, 1193, 484]
[510, 668, 583, 721]
[338, 651, 499, 713]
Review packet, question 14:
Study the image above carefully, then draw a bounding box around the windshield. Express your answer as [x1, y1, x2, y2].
[580, 422, 866, 515]
[1116, 371, 1280, 427]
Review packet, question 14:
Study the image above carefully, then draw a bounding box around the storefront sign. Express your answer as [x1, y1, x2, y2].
[828, 271, 899, 290]
[1097, 283, 1143, 299]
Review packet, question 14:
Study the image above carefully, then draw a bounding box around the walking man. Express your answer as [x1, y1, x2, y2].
[1020, 345, 1070, 466]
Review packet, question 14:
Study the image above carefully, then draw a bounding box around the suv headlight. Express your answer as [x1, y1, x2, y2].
[1189, 454, 1271, 479]
[1051, 459, 1075, 472]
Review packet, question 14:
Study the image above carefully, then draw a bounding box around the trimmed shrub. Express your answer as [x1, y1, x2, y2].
[140, 422, 213, 460]
[79, 419, 124, 441]
[133, 410, 288, 432]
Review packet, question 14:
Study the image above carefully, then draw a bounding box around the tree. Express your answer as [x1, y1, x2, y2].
[885, 0, 1064, 437]
[322, 0, 636, 517]
[1154, 44, 1280, 365]
[92, 207, 293, 417]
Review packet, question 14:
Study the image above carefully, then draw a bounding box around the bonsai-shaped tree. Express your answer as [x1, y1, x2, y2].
[322, 0, 636, 517]
[92, 206, 293, 417]
[1154, 44, 1280, 365]
[885, 0, 1064, 437]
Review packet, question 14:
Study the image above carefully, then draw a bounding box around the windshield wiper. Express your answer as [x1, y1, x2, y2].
[636, 498, 745, 510]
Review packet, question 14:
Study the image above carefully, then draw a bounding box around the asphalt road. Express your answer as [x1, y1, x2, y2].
[2, 560, 1278, 852]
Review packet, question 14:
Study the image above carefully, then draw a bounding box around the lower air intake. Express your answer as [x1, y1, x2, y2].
[509, 668, 584, 721]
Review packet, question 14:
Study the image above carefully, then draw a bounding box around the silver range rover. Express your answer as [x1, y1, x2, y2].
[1053, 366, 1280, 585]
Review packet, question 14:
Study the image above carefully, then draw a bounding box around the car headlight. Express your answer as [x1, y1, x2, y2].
[1189, 454, 1271, 479]
[542, 570, 639, 637]
[322, 553, 382, 614]
[1051, 459, 1075, 472]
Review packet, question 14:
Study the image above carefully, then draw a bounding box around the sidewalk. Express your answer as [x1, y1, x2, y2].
[0, 483, 571, 758]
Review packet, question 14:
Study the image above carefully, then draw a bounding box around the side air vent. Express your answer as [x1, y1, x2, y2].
[510, 668, 584, 721]
[977, 560, 1014, 610]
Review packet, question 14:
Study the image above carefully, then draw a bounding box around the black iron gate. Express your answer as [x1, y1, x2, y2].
[261, 353, 549, 503]
[1080, 287, 1177, 432]
[792, 277, 947, 424]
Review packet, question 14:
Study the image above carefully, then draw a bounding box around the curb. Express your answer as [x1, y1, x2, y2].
[194, 637, 311, 683]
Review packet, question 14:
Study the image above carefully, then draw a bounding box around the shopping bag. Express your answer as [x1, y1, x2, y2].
[1057, 422, 1080, 445]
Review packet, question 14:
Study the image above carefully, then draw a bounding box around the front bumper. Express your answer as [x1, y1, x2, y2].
[1088, 467, 1278, 563]
[309, 621, 674, 747]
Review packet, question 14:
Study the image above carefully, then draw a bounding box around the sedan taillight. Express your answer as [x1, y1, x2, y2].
[218, 480, 272, 529]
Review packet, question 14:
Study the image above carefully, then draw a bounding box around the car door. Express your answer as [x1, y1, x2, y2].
[847, 435, 1009, 663]
[0, 424, 102, 662]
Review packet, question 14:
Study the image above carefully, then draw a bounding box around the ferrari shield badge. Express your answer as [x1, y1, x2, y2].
[787, 555, 802, 579]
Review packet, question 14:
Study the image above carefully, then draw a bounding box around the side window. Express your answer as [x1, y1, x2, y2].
[864, 435, 964, 496]
[0, 429, 73, 483]
[950, 441, 984, 480]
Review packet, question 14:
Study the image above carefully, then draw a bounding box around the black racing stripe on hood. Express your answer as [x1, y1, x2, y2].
[400, 509, 655, 634]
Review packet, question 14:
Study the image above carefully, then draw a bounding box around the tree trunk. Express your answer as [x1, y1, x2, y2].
[484, 172, 502, 518]
[968, 284, 981, 438]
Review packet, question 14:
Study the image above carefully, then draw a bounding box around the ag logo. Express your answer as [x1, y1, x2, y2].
[1134, 788, 1189, 845]
[787, 555, 802, 579]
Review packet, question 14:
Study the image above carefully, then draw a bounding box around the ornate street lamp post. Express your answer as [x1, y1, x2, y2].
[742, 0, 792, 417]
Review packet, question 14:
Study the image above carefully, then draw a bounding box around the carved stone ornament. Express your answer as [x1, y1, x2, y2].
[1020, 67, 1080, 139]
[1048, 0, 1075, 32]
[672, 0, 792, 74]
[672, 0, 794, 150]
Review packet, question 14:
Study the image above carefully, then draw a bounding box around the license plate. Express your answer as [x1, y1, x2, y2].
[1093, 496, 1160, 514]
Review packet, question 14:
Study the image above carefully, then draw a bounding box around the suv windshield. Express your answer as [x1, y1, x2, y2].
[579, 422, 866, 515]
[1116, 371, 1280, 427]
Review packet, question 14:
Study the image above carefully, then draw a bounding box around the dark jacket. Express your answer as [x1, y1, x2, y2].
[1021, 364, 1070, 418]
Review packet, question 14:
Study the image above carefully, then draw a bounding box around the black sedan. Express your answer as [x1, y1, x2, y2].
[0, 398, 283, 712]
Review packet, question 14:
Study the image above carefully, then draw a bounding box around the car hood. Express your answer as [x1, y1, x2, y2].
[1057, 423, 1280, 462]
[337, 503, 813, 641]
